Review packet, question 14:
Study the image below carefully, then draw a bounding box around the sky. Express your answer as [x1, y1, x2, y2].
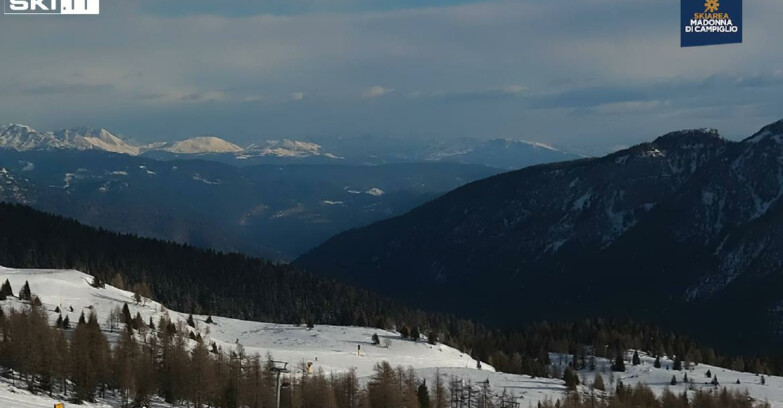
[0, 0, 782, 152]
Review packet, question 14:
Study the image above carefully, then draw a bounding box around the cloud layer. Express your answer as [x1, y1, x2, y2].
[0, 0, 781, 150]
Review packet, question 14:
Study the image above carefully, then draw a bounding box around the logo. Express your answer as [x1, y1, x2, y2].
[681, 0, 741, 47]
[4, 0, 99, 15]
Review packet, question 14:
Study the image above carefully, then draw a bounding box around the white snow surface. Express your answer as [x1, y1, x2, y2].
[147, 136, 243, 154]
[2, 266, 783, 407]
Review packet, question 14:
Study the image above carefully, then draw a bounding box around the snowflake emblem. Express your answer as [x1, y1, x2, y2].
[704, 0, 719, 12]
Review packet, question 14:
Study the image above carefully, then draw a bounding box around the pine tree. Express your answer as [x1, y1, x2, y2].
[654, 356, 661, 369]
[0, 279, 12, 299]
[563, 366, 580, 390]
[62, 315, 71, 329]
[122, 303, 132, 328]
[410, 326, 421, 341]
[611, 354, 625, 372]
[90, 275, 105, 289]
[133, 312, 144, 331]
[55, 314, 63, 329]
[706, 369, 712, 378]
[187, 314, 196, 328]
[670, 375, 677, 385]
[19, 281, 32, 301]
[593, 373, 605, 391]
[372, 333, 380, 345]
[673, 356, 682, 371]
[399, 326, 410, 339]
[206, 315, 214, 324]
[632, 351, 641, 366]
[711, 375, 719, 386]
[417, 380, 431, 408]
[427, 331, 438, 345]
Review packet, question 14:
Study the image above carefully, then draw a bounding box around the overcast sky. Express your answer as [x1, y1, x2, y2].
[0, 0, 781, 151]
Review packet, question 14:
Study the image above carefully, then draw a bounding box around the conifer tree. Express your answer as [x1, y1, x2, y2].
[632, 351, 641, 366]
[399, 326, 410, 339]
[121, 303, 132, 328]
[673, 355, 682, 371]
[410, 326, 421, 341]
[611, 354, 625, 372]
[90, 275, 105, 289]
[417, 380, 431, 408]
[563, 366, 580, 390]
[654, 356, 661, 369]
[372, 333, 380, 345]
[19, 281, 32, 301]
[0, 279, 12, 300]
[670, 375, 677, 385]
[593, 373, 605, 391]
[187, 314, 196, 328]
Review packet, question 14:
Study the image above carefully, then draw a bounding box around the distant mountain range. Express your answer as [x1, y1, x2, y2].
[0, 148, 498, 260]
[0, 124, 340, 162]
[296, 119, 783, 353]
[0, 124, 581, 169]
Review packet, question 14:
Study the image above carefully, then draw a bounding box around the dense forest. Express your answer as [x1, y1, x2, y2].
[0, 203, 781, 378]
[0, 298, 772, 408]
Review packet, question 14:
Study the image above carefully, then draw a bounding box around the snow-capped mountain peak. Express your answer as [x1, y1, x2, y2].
[745, 119, 783, 144]
[53, 127, 140, 155]
[243, 139, 342, 159]
[147, 136, 244, 155]
[0, 124, 70, 151]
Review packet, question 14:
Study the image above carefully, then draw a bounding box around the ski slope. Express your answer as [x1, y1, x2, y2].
[1, 266, 783, 408]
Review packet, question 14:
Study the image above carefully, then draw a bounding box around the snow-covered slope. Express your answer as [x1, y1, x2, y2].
[242, 139, 341, 159]
[54, 127, 140, 155]
[0, 124, 341, 160]
[2, 266, 782, 407]
[0, 125, 137, 155]
[554, 352, 782, 407]
[0, 266, 557, 406]
[0, 267, 486, 378]
[145, 136, 243, 154]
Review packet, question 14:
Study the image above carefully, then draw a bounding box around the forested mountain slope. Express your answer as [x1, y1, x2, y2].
[296, 120, 783, 353]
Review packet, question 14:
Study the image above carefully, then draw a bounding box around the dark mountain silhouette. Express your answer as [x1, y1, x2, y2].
[296, 120, 783, 352]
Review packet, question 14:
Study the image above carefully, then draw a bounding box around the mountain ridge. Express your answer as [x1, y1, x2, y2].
[0, 123, 581, 169]
[295, 120, 783, 352]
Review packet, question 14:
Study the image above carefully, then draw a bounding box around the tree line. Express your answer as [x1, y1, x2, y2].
[0, 299, 773, 408]
[0, 203, 780, 379]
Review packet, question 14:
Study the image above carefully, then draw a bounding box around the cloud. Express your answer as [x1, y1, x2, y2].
[362, 86, 393, 98]
[0, 0, 782, 148]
